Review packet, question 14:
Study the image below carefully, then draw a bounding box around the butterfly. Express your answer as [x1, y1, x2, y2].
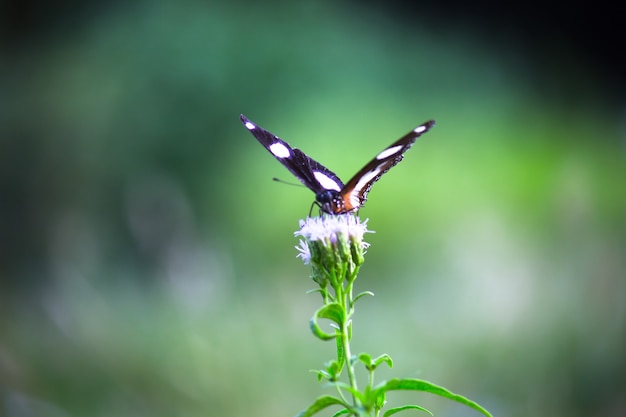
[240, 114, 435, 214]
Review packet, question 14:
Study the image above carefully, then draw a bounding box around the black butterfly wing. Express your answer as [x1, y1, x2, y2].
[339, 120, 436, 212]
[240, 114, 345, 194]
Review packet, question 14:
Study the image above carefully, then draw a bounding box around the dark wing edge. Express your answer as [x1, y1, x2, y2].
[340, 119, 436, 210]
[240, 114, 344, 193]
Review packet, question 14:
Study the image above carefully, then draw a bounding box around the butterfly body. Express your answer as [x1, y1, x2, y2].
[316, 189, 348, 214]
[240, 114, 435, 214]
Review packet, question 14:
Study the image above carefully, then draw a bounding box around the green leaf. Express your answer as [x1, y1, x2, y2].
[331, 409, 351, 417]
[383, 405, 433, 417]
[355, 353, 393, 371]
[324, 360, 342, 381]
[374, 378, 492, 417]
[310, 369, 331, 382]
[374, 388, 386, 409]
[296, 396, 350, 417]
[372, 353, 393, 369]
[318, 303, 346, 325]
[356, 352, 373, 368]
[309, 318, 336, 340]
[310, 303, 345, 341]
[336, 334, 345, 371]
[328, 381, 367, 404]
[353, 290, 374, 304]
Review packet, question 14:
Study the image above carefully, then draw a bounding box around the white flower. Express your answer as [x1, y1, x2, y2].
[295, 239, 312, 264]
[295, 215, 371, 244]
[294, 215, 372, 267]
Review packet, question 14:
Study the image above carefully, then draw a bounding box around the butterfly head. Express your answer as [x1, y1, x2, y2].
[315, 190, 354, 214]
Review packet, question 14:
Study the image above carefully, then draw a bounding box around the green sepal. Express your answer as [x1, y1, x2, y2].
[383, 405, 433, 417]
[373, 378, 493, 417]
[336, 232, 351, 263]
[295, 395, 350, 417]
[310, 261, 329, 287]
[310, 303, 345, 341]
[350, 236, 366, 266]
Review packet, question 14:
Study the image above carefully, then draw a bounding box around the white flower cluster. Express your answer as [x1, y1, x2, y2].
[294, 215, 372, 264]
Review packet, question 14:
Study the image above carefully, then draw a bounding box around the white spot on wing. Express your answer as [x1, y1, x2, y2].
[414, 125, 427, 133]
[346, 168, 380, 209]
[245, 121, 256, 130]
[269, 142, 291, 158]
[354, 167, 381, 194]
[349, 192, 361, 208]
[376, 145, 403, 160]
[314, 171, 341, 191]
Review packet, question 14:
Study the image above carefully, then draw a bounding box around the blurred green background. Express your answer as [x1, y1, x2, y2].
[2, 1, 625, 416]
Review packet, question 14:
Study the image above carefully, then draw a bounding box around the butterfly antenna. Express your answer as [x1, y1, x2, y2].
[272, 177, 305, 187]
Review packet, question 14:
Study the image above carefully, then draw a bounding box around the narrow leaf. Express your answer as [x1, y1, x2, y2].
[372, 353, 393, 369]
[296, 396, 349, 417]
[329, 381, 367, 404]
[353, 290, 375, 304]
[375, 378, 492, 417]
[324, 360, 342, 381]
[310, 303, 345, 341]
[356, 352, 373, 368]
[336, 333, 345, 371]
[383, 405, 433, 417]
[318, 303, 346, 325]
[309, 317, 336, 340]
[310, 369, 331, 382]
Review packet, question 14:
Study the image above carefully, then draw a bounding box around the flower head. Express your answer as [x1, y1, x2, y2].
[295, 215, 371, 244]
[295, 215, 372, 287]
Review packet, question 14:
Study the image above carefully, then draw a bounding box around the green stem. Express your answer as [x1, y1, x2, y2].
[339, 277, 360, 410]
[341, 316, 359, 407]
